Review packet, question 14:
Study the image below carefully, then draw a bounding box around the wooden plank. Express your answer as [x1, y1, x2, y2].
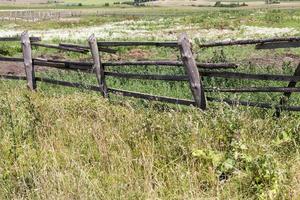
[31, 43, 88, 53]
[33, 58, 92, 67]
[21, 32, 36, 90]
[107, 87, 195, 106]
[97, 41, 178, 48]
[200, 70, 300, 82]
[0, 36, 41, 42]
[28, 77, 196, 106]
[35, 77, 100, 91]
[275, 63, 300, 117]
[0, 75, 27, 80]
[59, 43, 117, 54]
[178, 33, 206, 110]
[103, 61, 238, 69]
[207, 96, 300, 112]
[30, 58, 237, 70]
[205, 87, 300, 93]
[0, 57, 23, 62]
[88, 34, 108, 98]
[199, 36, 300, 48]
[197, 63, 238, 69]
[256, 41, 300, 50]
[105, 72, 188, 81]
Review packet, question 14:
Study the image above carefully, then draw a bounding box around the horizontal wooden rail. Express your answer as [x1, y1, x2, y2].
[36, 77, 100, 91]
[0, 75, 194, 106]
[97, 41, 178, 48]
[107, 87, 195, 106]
[105, 71, 300, 82]
[255, 41, 300, 50]
[0, 36, 41, 42]
[1, 75, 300, 111]
[33, 58, 93, 67]
[3, 58, 300, 83]
[0, 74, 27, 80]
[207, 97, 300, 111]
[0, 57, 23, 62]
[200, 70, 300, 82]
[0, 57, 237, 71]
[105, 72, 188, 81]
[103, 61, 238, 69]
[199, 37, 300, 48]
[32, 43, 89, 53]
[59, 43, 117, 54]
[33, 60, 93, 71]
[205, 87, 300, 93]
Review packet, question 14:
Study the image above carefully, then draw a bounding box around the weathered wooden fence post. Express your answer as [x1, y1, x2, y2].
[178, 33, 206, 110]
[88, 34, 108, 98]
[21, 31, 36, 91]
[275, 63, 300, 117]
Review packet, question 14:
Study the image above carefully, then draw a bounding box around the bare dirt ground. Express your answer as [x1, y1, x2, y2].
[0, 62, 24, 75]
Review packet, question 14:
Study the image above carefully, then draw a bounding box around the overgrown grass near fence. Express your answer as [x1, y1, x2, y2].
[0, 81, 300, 199]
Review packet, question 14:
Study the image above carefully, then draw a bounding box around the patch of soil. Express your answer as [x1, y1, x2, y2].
[126, 49, 154, 61]
[0, 61, 50, 76]
[0, 62, 25, 76]
[241, 53, 300, 68]
[103, 49, 155, 62]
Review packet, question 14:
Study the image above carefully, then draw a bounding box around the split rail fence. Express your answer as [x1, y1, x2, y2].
[1, 32, 300, 116]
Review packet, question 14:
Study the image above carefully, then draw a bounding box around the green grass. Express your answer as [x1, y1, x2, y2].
[0, 80, 299, 199]
[1, 6, 300, 199]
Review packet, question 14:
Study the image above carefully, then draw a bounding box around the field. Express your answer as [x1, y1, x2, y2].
[1, 2, 300, 199]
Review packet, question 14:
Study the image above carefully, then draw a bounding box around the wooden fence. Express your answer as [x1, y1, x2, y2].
[1, 32, 300, 116]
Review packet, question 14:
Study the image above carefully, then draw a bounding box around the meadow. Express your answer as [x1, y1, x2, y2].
[1, 5, 300, 199]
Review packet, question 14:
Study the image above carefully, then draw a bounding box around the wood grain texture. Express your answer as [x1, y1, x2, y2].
[21, 32, 36, 90]
[178, 33, 206, 110]
[88, 34, 108, 97]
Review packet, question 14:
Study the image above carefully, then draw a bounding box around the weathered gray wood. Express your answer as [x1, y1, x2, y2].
[21, 32, 36, 90]
[103, 61, 238, 69]
[205, 87, 300, 93]
[59, 43, 117, 54]
[31, 58, 237, 69]
[31, 43, 89, 53]
[98, 41, 178, 48]
[107, 87, 195, 106]
[0, 57, 23, 62]
[0, 36, 41, 42]
[105, 72, 188, 81]
[207, 96, 300, 111]
[275, 63, 300, 117]
[0, 75, 27, 80]
[256, 41, 300, 50]
[88, 34, 108, 97]
[178, 33, 206, 110]
[33, 58, 92, 67]
[199, 36, 300, 48]
[200, 70, 300, 82]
